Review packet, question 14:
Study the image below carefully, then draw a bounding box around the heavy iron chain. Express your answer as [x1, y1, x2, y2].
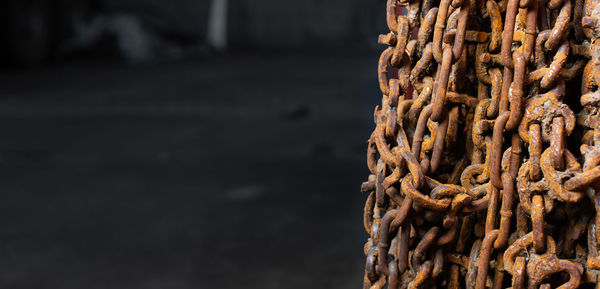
[361, 0, 600, 288]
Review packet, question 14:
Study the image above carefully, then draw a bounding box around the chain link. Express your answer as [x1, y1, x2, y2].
[362, 0, 600, 288]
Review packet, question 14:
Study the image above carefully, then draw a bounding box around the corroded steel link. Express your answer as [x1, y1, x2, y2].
[363, 0, 600, 288]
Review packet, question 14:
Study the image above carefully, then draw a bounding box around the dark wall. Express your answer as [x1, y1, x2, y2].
[0, 0, 384, 65]
[229, 0, 383, 49]
[103, 0, 383, 49]
[103, 0, 211, 39]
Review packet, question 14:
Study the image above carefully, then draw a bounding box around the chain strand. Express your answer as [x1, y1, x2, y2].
[362, 0, 600, 288]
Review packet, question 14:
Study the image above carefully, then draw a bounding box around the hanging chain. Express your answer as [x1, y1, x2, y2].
[362, 0, 600, 288]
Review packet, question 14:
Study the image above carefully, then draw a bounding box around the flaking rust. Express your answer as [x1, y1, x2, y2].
[362, 0, 600, 288]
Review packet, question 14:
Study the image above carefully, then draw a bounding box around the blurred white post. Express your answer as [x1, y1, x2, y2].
[207, 0, 228, 51]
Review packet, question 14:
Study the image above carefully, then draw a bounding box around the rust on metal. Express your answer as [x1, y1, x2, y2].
[362, 0, 600, 288]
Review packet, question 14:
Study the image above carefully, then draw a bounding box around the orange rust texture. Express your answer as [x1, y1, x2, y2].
[362, 0, 600, 288]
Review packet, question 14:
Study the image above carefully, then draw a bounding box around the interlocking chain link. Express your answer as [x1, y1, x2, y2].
[361, 0, 600, 288]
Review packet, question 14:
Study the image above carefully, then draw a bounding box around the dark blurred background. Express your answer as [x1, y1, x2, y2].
[0, 0, 384, 288]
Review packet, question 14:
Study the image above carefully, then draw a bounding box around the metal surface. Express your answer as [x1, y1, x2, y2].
[362, 0, 600, 288]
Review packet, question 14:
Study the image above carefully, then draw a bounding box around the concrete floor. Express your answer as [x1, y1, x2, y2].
[0, 52, 377, 288]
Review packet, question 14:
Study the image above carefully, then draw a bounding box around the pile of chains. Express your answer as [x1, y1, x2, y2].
[361, 0, 600, 288]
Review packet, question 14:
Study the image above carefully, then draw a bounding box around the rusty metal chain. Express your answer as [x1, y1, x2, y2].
[361, 0, 600, 288]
